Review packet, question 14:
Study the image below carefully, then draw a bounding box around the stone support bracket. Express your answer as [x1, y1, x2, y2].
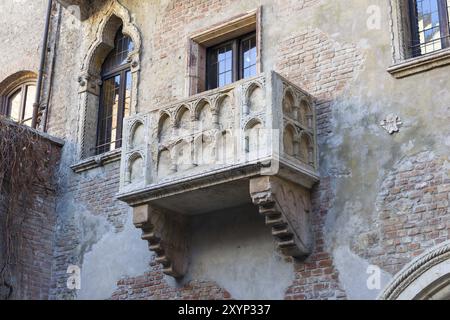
[250, 176, 312, 258]
[132, 204, 188, 278]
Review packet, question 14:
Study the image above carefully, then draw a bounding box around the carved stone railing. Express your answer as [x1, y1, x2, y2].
[117, 71, 319, 277]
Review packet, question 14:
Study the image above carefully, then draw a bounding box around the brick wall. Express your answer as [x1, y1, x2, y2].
[275, 28, 365, 137]
[111, 256, 232, 300]
[274, 25, 365, 300]
[352, 151, 450, 275]
[285, 179, 346, 300]
[16, 187, 58, 300]
[0, 132, 61, 300]
[0, 188, 8, 299]
[50, 160, 129, 299]
[150, 0, 234, 106]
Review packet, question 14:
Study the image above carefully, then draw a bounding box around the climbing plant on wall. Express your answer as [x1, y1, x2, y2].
[0, 116, 59, 300]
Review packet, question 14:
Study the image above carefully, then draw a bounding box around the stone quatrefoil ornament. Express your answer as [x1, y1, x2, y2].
[380, 114, 402, 134]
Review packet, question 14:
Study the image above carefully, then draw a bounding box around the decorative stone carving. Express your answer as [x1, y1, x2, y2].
[242, 77, 265, 115]
[78, 73, 102, 95]
[245, 119, 266, 159]
[250, 176, 312, 258]
[380, 114, 402, 134]
[281, 79, 316, 169]
[132, 204, 188, 278]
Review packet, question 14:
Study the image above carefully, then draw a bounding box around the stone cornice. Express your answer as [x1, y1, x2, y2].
[71, 148, 121, 173]
[388, 48, 450, 78]
[117, 161, 268, 206]
[0, 117, 64, 147]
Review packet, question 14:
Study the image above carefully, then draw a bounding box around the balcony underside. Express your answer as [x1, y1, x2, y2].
[118, 160, 318, 215]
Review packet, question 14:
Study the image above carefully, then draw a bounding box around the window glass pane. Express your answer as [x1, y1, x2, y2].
[225, 72, 232, 84]
[8, 89, 22, 122]
[414, 0, 443, 55]
[102, 27, 134, 75]
[22, 85, 36, 126]
[217, 45, 233, 87]
[110, 75, 121, 151]
[218, 74, 225, 87]
[97, 27, 134, 154]
[97, 75, 121, 154]
[241, 36, 257, 79]
[124, 71, 132, 118]
[206, 32, 257, 90]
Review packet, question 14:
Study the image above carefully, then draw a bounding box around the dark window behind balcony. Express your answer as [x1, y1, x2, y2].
[206, 32, 257, 90]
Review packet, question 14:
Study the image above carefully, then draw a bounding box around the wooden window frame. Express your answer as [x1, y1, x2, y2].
[96, 68, 131, 155]
[239, 33, 258, 80]
[95, 29, 133, 155]
[187, 8, 262, 96]
[205, 32, 257, 91]
[1, 81, 36, 126]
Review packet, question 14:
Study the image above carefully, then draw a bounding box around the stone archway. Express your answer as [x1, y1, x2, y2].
[379, 240, 450, 300]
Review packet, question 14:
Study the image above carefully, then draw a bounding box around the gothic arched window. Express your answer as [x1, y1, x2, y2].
[96, 26, 134, 155]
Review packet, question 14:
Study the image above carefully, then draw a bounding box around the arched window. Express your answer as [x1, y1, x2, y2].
[1, 81, 36, 126]
[96, 26, 134, 155]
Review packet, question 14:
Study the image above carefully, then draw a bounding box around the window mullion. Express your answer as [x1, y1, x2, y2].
[20, 84, 27, 124]
[238, 38, 244, 80]
[116, 71, 127, 148]
[232, 40, 239, 82]
[409, 0, 421, 57]
[0, 96, 5, 115]
[96, 84, 105, 154]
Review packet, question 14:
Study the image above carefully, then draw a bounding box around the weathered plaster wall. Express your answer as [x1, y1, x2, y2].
[0, 0, 45, 81]
[187, 206, 294, 300]
[109, 206, 295, 300]
[36, 0, 450, 299]
[49, 159, 155, 299]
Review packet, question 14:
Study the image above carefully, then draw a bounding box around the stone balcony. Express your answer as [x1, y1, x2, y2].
[117, 71, 319, 277]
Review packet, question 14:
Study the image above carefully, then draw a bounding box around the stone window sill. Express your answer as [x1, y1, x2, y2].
[71, 148, 121, 173]
[388, 48, 450, 78]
